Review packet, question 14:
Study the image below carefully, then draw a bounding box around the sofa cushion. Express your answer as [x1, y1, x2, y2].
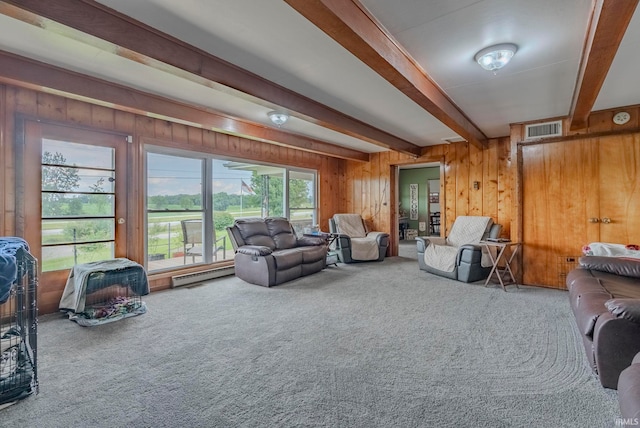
[579, 256, 640, 279]
[272, 249, 303, 270]
[234, 219, 276, 249]
[266, 217, 298, 250]
[606, 299, 640, 324]
[299, 245, 326, 264]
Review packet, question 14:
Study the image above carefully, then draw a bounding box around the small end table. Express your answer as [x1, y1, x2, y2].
[479, 240, 521, 291]
[304, 232, 339, 267]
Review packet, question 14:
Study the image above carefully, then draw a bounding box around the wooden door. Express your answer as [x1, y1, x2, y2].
[523, 134, 640, 288]
[598, 134, 640, 243]
[522, 138, 599, 287]
[21, 121, 128, 313]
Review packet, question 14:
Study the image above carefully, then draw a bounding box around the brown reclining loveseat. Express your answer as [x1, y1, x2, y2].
[227, 217, 327, 287]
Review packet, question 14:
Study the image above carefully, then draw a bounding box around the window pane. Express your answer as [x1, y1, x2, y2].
[42, 194, 114, 217]
[42, 219, 115, 245]
[43, 139, 114, 169]
[147, 153, 203, 210]
[42, 242, 114, 272]
[290, 209, 315, 236]
[43, 166, 115, 193]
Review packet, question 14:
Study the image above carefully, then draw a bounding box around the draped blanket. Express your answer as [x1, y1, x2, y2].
[583, 242, 640, 259]
[59, 258, 149, 314]
[0, 237, 30, 305]
[423, 216, 493, 272]
[333, 214, 380, 261]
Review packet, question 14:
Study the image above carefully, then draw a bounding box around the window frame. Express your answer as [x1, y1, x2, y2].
[144, 145, 317, 273]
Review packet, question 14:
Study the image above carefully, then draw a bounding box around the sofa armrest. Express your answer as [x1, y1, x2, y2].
[366, 231, 389, 246]
[296, 236, 326, 247]
[237, 245, 273, 256]
[460, 244, 483, 252]
[579, 256, 640, 278]
[415, 236, 446, 252]
[593, 312, 640, 389]
[606, 299, 640, 324]
[334, 234, 351, 248]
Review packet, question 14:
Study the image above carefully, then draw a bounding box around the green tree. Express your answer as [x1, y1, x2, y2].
[213, 192, 231, 211]
[42, 151, 80, 216]
[213, 211, 234, 230]
[289, 178, 312, 208]
[89, 177, 109, 214]
[249, 173, 311, 217]
[251, 173, 283, 217]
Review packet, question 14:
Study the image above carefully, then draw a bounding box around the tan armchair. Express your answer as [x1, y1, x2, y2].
[416, 216, 501, 282]
[328, 214, 389, 263]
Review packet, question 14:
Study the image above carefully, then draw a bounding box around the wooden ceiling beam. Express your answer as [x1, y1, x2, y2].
[569, 0, 639, 131]
[284, 0, 487, 149]
[2, 0, 420, 157]
[0, 51, 370, 162]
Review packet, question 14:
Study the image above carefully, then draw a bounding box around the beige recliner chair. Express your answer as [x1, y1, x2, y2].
[329, 214, 389, 263]
[416, 216, 501, 282]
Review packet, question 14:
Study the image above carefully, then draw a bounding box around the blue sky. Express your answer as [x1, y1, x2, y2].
[44, 140, 254, 197]
[147, 153, 253, 196]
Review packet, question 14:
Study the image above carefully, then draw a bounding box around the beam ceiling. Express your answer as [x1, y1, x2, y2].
[284, 0, 487, 149]
[0, 51, 370, 162]
[2, 0, 422, 157]
[569, 0, 639, 130]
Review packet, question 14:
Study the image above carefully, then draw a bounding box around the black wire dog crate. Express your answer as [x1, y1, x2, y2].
[0, 247, 38, 408]
[59, 259, 149, 326]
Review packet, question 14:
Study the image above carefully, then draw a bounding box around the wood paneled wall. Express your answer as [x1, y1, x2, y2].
[4, 80, 640, 310]
[343, 137, 513, 256]
[0, 84, 347, 313]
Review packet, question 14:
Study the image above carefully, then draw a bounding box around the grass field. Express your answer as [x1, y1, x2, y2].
[41, 205, 312, 271]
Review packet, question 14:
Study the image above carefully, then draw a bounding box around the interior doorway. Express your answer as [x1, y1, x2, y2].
[397, 163, 440, 239]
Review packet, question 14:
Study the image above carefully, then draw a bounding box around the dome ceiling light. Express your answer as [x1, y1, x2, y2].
[474, 43, 518, 74]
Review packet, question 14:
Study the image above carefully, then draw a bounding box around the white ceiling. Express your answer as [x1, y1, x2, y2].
[1, 0, 639, 155]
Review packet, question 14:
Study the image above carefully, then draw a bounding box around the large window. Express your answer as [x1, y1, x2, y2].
[146, 149, 317, 272]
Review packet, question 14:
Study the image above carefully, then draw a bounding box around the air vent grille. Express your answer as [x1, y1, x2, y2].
[524, 120, 563, 140]
[171, 266, 235, 288]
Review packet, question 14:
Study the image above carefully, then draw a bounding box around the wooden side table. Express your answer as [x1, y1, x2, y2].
[479, 240, 521, 291]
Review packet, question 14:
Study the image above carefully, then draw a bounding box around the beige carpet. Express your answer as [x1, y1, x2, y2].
[0, 254, 619, 427]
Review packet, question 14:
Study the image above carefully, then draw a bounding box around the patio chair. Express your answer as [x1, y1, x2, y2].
[180, 219, 226, 263]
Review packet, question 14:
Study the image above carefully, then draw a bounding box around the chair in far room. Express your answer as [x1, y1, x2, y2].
[328, 213, 389, 263]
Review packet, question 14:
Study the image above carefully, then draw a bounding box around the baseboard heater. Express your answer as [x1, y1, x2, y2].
[171, 266, 235, 288]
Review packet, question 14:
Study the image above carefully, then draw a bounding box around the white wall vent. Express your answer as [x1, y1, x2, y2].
[524, 120, 563, 140]
[171, 266, 235, 288]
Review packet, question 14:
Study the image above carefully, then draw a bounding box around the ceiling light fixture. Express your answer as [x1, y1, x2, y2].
[474, 43, 518, 73]
[267, 111, 289, 127]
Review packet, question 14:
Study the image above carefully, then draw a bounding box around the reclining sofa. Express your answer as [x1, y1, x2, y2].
[227, 217, 327, 287]
[619, 352, 640, 420]
[567, 256, 640, 389]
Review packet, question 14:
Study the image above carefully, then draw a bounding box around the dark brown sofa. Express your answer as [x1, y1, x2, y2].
[566, 256, 640, 389]
[227, 217, 327, 287]
[619, 352, 640, 421]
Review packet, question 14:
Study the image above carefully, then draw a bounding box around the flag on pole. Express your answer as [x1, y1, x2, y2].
[241, 180, 255, 194]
